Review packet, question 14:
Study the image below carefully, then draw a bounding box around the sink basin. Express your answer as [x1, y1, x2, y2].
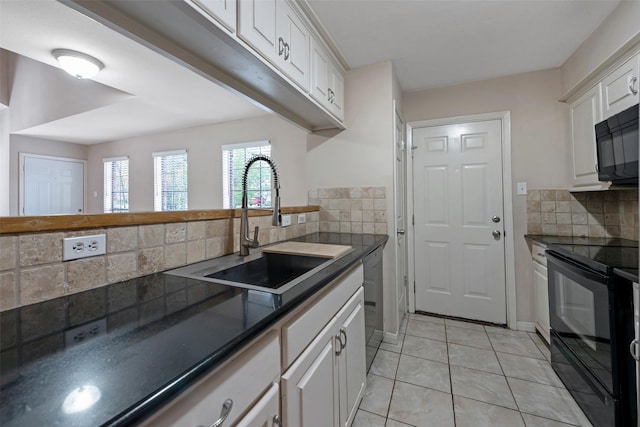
[165, 249, 341, 294]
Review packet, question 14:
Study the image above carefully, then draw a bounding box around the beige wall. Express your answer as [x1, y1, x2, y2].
[403, 68, 570, 324]
[307, 61, 401, 336]
[561, 0, 640, 97]
[9, 135, 88, 216]
[86, 114, 309, 213]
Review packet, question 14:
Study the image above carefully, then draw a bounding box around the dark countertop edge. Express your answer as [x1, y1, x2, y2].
[106, 233, 389, 426]
[613, 268, 639, 283]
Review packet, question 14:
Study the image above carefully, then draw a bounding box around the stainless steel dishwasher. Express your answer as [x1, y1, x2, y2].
[363, 246, 383, 372]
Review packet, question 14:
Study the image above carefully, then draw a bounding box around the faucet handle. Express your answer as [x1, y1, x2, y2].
[251, 226, 260, 248]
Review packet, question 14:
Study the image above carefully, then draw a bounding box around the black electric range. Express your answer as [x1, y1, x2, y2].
[532, 236, 639, 427]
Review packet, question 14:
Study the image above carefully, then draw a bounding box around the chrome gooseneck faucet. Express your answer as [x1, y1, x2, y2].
[239, 155, 282, 256]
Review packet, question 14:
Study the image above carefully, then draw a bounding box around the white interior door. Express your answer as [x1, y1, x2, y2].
[21, 154, 85, 216]
[393, 105, 408, 330]
[412, 120, 506, 324]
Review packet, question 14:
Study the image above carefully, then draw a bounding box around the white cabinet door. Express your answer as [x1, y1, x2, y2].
[337, 293, 366, 427]
[533, 261, 550, 344]
[282, 319, 340, 427]
[570, 84, 603, 188]
[309, 36, 344, 121]
[328, 61, 344, 120]
[238, 0, 277, 62]
[236, 383, 280, 427]
[189, 0, 237, 32]
[601, 54, 639, 119]
[276, 1, 310, 91]
[310, 37, 330, 107]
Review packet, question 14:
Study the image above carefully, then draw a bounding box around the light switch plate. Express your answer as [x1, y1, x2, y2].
[517, 182, 528, 195]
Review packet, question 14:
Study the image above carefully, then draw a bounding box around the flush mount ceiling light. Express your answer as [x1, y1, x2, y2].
[52, 49, 104, 79]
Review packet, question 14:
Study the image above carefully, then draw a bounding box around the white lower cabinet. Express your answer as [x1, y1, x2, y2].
[139, 331, 280, 427]
[531, 243, 550, 344]
[235, 382, 281, 427]
[282, 287, 366, 427]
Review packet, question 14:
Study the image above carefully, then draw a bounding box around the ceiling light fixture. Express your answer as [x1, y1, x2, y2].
[52, 49, 104, 79]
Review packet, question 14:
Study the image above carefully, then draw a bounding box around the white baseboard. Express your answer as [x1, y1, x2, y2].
[516, 321, 536, 333]
[383, 331, 400, 345]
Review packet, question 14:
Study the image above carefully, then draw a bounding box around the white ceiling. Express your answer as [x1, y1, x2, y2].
[0, 0, 266, 145]
[0, 0, 622, 145]
[307, 0, 621, 91]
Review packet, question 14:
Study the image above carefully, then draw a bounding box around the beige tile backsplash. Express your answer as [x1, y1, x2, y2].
[308, 186, 388, 235]
[0, 211, 319, 312]
[526, 189, 638, 240]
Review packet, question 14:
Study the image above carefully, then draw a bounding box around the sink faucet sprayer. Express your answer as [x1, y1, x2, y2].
[239, 155, 282, 256]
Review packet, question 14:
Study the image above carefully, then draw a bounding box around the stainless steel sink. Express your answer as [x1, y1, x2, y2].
[165, 248, 341, 294]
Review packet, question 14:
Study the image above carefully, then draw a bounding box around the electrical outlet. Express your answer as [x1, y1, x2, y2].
[281, 215, 292, 227]
[64, 318, 107, 348]
[298, 213, 306, 224]
[63, 234, 106, 261]
[517, 182, 528, 195]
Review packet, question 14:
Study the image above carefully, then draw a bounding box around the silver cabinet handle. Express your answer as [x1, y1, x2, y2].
[278, 37, 284, 57]
[492, 230, 501, 239]
[198, 399, 233, 427]
[273, 415, 282, 426]
[630, 76, 638, 95]
[335, 333, 343, 355]
[536, 252, 546, 258]
[595, 163, 599, 172]
[340, 327, 347, 349]
[284, 43, 290, 61]
[397, 229, 405, 235]
[631, 339, 640, 361]
[492, 215, 501, 223]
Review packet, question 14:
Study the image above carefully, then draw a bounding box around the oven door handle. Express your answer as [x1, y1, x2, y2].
[631, 338, 640, 361]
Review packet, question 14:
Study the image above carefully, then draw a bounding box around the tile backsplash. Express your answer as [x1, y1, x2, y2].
[526, 189, 638, 240]
[308, 186, 388, 235]
[0, 211, 319, 312]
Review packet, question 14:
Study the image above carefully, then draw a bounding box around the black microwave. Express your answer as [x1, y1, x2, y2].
[595, 103, 639, 185]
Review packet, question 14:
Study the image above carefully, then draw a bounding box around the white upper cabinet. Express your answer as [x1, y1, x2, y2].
[238, 0, 278, 59]
[276, 1, 310, 91]
[310, 37, 344, 121]
[601, 54, 639, 119]
[239, 0, 310, 92]
[189, 0, 237, 32]
[570, 84, 605, 189]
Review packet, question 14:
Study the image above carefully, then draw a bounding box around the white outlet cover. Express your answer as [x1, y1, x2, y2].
[517, 182, 528, 195]
[63, 234, 106, 261]
[281, 215, 292, 227]
[298, 213, 306, 224]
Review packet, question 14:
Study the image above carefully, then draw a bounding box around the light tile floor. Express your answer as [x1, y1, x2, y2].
[354, 313, 593, 427]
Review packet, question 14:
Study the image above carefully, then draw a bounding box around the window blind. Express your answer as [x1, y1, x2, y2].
[103, 157, 129, 213]
[153, 150, 188, 211]
[221, 141, 271, 209]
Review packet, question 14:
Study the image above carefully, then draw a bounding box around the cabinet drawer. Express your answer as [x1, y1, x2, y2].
[532, 242, 547, 267]
[140, 331, 280, 427]
[282, 263, 363, 368]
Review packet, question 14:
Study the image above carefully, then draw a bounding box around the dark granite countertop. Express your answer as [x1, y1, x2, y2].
[525, 234, 639, 282]
[0, 232, 388, 427]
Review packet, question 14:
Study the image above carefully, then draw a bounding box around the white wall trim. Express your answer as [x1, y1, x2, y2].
[383, 330, 400, 345]
[405, 111, 517, 330]
[516, 321, 536, 333]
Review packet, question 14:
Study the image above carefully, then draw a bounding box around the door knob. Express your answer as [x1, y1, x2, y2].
[397, 229, 406, 235]
[492, 230, 502, 239]
[492, 215, 501, 223]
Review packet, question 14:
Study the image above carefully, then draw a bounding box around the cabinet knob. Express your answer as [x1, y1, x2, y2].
[630, 76, 638, 95]
[273, 415, 282, 426]
[198, 399, 233, 427]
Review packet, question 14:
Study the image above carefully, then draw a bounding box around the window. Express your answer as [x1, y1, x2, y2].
[153, 150, 188, 211]
[222, 141, 271, 209]
[103, 156, 129, 213]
